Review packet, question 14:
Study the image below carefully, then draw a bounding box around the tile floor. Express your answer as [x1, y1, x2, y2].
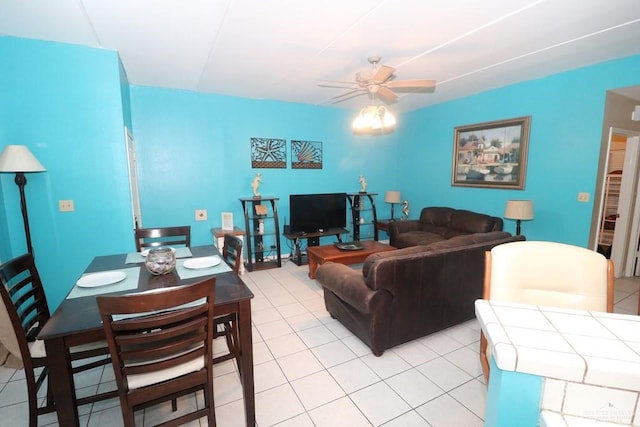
[1, 261, 639, 426]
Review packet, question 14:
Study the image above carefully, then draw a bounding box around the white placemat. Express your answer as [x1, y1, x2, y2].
[176, 257, 232, 280]
[67, 266, 141, 299]
[125, 247, 193, 264]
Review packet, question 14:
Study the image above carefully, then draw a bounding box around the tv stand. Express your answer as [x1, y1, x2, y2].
[283, 227, 349, 266]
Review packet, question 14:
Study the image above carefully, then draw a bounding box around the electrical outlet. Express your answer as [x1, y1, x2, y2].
[577, 192, 590, 202]
[59, 200, 74, 212]
[195, 209, 207, 221]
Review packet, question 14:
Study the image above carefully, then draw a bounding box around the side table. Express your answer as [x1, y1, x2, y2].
[211, 227, 246, 274]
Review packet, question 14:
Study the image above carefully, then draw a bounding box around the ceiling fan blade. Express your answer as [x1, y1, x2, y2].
[373, 65, 395, 83]
[331, 91, 366, 104]
[377, 86, 398, 103]
[330, 88, 364, 101]
[386, 79, 436, 89]
[319, 83, 358, 89]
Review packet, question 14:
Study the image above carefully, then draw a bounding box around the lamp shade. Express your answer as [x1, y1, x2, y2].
[0, 145, 46, 173]
[504, 200, 534, 220]
[384, 191, 401, 204]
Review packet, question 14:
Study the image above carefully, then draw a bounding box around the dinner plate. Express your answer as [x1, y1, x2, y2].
[140, 247, 176, 257]
[76, 271, 127, 288]
[183, 256, 222, 270]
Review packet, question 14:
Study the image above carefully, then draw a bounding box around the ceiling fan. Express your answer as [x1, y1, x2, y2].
[320, 56, 436, 104]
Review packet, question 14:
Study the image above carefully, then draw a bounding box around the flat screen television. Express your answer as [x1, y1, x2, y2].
[289, 193, 347, 234]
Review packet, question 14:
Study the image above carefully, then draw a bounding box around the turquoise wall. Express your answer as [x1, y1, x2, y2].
[1, 34, 639, 309]
[129, 86, 400, 249]
[399, 55, 640, 245]
[0, 37, 133, 308]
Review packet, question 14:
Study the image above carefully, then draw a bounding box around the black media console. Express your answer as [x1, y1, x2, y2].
[283, 226, 349, 266]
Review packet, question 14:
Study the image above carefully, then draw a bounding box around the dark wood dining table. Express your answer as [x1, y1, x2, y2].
[38, 245, 255, 426]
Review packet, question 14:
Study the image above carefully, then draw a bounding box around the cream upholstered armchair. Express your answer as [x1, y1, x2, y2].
[479, 241, 614, 382]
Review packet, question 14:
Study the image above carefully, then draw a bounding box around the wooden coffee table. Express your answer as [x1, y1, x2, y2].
[307, 240, 395, 279]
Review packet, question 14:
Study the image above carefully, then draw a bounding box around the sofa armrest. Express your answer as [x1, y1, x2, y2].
[388, 220, 422, 246]
[316, 263, 390, 314]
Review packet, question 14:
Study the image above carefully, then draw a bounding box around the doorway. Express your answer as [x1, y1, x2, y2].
[596, 128, 640, 277]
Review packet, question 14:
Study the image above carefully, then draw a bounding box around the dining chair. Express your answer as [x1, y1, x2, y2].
[479, 240, 614, 382]
[97, 278, 217, 427]
[0, 253, 114, 427]
[222, 233, 243, 274]
[213, 234, 243, 369]
[134, 226, 191, 251]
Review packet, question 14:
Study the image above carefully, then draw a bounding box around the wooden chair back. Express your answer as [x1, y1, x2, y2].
[97, 278, 217, 426]
[0, 253, 114, 427]
[222, 234, 243, 274]
[134, 226, 191, 251]
[479, 240, 614, 382]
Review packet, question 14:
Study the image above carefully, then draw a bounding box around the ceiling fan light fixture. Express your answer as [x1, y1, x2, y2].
[352, 105, 396, 136]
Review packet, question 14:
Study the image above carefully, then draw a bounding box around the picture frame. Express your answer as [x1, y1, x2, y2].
[221, 212, 234, 230]
[451, 116, 531, 189]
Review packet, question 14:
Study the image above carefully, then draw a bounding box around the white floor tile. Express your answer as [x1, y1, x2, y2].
[277, 349, 324, 381]
[385, 369, 445, 407]
[381, 410, 431, 426]
[443, 346, 483, 377]
[296, 325, 339, 348]
[416, 393, 483, 427]
[265, 332, 308, 358]
[361, 351, 412, 379]
[254, 359, 288, 393]
[391, 341, 440, 367]
[416, 357, 474, 392]
[255, 383, 305, 427]
[290, 370, 346, 410]
[308, 396, 373, 427]
[8, 264, 634, 426]
[328, 358, 381, 394]
[448, 378, 487, 419]
[311, 340, 358, 368]
[350, 381, 412, 426]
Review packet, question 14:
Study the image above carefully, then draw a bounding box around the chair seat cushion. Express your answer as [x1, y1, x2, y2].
[29, 339, 109, 360]
[126, 356, 205, 390]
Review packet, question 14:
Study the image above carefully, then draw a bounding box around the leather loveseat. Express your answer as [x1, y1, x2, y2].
[388, 206, 504, 248]
[316, 230, 524, 356]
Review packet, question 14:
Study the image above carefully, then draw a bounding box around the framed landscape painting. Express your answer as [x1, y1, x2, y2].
[451, 116, 531, 189]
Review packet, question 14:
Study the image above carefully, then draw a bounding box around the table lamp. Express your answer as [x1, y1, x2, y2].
[504, 200, 534, 235]
[385, 190, 401, 220]
[0, 145, 46, 255]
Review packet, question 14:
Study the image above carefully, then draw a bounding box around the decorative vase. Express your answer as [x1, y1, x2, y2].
[145, 247, 176, 275]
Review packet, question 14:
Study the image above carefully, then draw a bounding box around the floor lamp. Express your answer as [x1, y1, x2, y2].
[0, 145, 46, 255]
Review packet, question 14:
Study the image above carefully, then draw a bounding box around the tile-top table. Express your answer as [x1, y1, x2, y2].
[475, 299, 640, 427]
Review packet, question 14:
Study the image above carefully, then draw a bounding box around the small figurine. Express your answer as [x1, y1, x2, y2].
[358, 175, 367, 193]
[251, 173, 262, 197]
[402, 200, 409, 220]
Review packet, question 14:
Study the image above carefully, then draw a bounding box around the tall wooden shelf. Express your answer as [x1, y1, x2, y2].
[240, 197, 281, 271]
[347, 192, 378, 241]
[599, 173, 621, 250]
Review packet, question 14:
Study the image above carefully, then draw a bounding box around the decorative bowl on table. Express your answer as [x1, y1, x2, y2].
[145, 247, 176, 275]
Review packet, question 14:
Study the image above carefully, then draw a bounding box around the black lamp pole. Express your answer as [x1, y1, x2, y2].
[515, 219, 522, 236]
[14, 172, 34, 255]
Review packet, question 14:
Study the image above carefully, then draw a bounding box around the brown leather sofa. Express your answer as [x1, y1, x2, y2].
[388, 206, 504, 248]
[316, 230, 524, 356]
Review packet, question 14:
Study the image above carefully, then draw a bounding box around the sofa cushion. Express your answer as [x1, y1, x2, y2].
[425, 231, 512, 250]
[448, 209, 503, 234]
[393, 231, 446, 248]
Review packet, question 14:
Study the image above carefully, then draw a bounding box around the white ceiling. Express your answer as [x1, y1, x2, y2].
[2, 0, 640, 112]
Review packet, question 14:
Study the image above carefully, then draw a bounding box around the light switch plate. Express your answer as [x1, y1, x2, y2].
[577, 192, 590, 202]
[195, 209, 207, 221]
[59, 200, 74, 212]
